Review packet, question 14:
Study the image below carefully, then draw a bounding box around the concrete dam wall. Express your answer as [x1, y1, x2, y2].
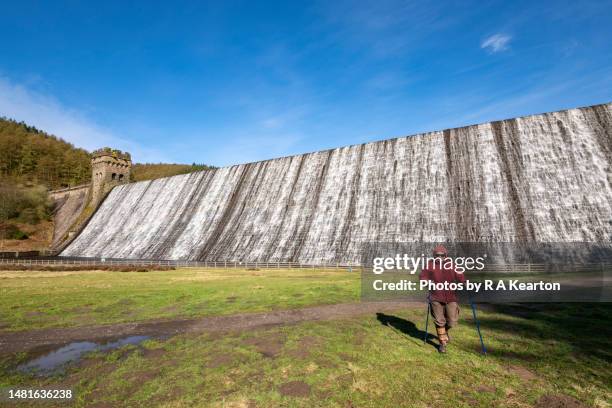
[49, 184, 90, 248]
[61, 103, 612, 263]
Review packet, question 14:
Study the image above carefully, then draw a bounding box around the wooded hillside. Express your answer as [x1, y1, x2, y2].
[0, 117, 91, 189]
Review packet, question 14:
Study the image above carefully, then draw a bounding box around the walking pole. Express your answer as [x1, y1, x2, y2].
[423, 295, 431, 344]
[469, 299, 487, 354]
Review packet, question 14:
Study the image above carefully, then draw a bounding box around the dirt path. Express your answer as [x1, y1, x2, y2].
[0, 301, 422, 354]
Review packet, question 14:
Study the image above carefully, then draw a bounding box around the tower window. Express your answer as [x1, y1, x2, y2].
[112, 173, 117, 180]
[118, 174, 124, 181]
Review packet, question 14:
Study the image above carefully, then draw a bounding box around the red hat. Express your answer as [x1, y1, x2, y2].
[433, 245, 448, 256]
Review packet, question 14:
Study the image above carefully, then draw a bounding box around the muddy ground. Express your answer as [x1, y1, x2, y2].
[0, 301, 421, 354]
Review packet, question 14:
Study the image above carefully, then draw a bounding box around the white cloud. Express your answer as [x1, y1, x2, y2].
[481, 34, 512, 53]
[0, 76, 169, 163]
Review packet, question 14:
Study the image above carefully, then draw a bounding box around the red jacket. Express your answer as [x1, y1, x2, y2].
[419, 259, 465, 303]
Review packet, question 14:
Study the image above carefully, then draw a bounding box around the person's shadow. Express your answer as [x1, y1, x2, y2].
[376, 312, 438, 349]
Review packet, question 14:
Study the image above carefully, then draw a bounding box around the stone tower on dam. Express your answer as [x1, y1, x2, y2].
[61, 103, 612, 263]
[90, 148, 132, 205]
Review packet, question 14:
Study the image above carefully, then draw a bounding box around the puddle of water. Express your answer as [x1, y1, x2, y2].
[18, 335, 150, 376]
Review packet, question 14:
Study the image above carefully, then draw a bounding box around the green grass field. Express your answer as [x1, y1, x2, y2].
[0, 268, 610, 407]
[0, 268, 359, 331]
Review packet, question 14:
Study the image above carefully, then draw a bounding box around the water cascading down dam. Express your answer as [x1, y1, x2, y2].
[61, 103, 612, 264]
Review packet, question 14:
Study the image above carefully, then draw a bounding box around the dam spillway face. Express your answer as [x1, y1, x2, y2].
[61, 103, 612, 263]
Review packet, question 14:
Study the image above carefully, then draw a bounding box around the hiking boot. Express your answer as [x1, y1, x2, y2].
[438, 343, 447, 353]
[435, 326, 448, 344]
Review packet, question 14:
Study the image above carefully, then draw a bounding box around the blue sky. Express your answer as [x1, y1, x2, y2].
[0, 0, 611, 165]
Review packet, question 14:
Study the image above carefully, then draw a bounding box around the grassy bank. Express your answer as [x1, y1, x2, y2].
[0, 268, 359, 331]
